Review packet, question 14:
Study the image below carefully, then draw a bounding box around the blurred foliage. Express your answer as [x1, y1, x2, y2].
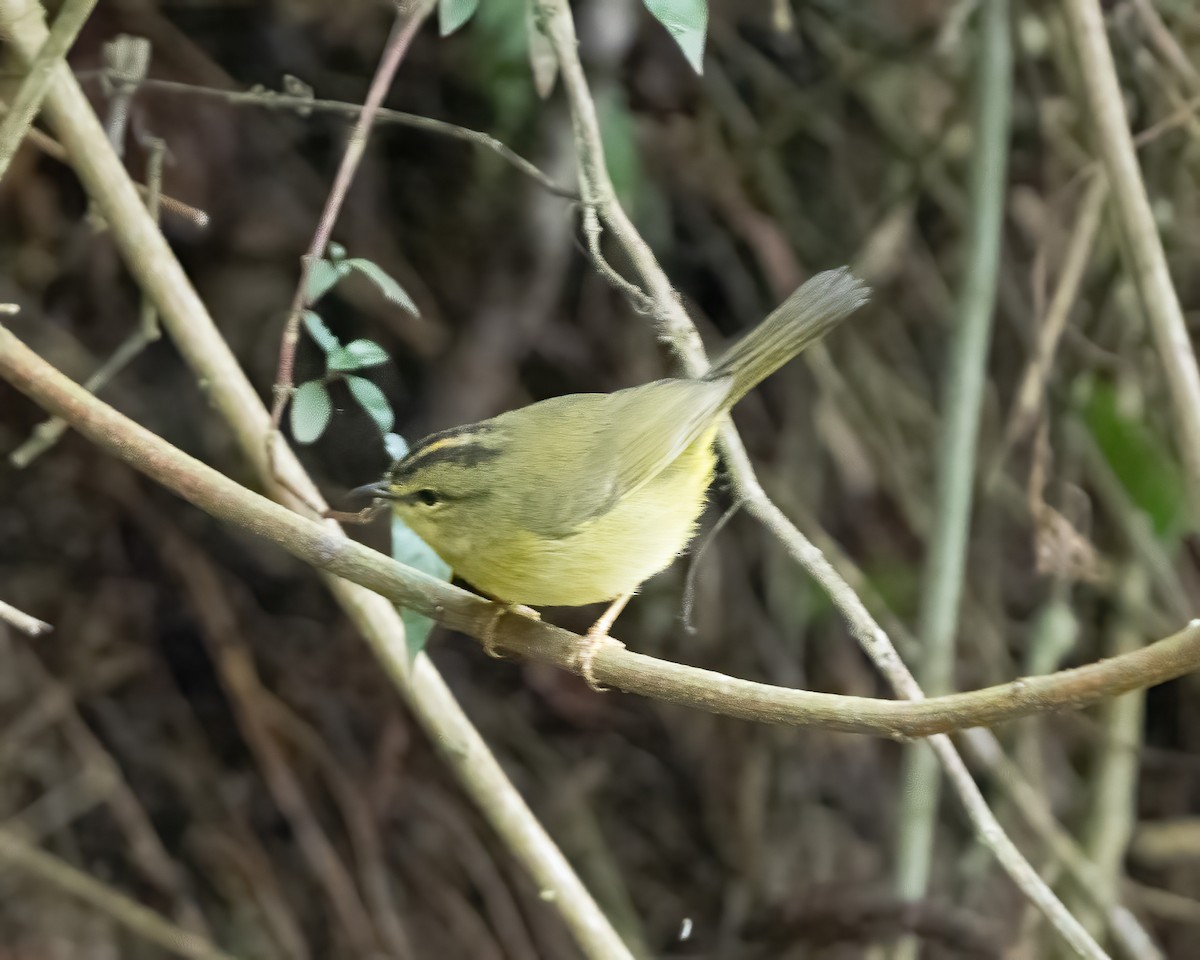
[1082, 378, 1190, 542]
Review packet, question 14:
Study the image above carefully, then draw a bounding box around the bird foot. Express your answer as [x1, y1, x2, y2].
[482, 603, 541, 659]
[576, 626, 625, 692]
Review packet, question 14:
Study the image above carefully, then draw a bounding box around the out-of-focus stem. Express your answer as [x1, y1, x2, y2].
[894, 1, 1012, 956]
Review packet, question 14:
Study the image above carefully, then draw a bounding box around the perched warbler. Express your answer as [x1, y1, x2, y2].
[355, 268, 870, 686]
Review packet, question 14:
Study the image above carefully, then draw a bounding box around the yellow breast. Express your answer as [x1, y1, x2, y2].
[451, 426, 718, 607]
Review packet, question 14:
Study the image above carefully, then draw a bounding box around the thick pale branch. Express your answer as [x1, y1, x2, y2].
[0, 0, 97, 178]
[2, 322, 1198, 739]
[1063, 0, 1200, 508]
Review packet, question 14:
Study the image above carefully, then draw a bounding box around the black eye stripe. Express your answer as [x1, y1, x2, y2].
[390, 439, 502, 479]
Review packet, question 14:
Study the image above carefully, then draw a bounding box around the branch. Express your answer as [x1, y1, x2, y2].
[0, 828, 235, 960]
[71, 74, 578, 201]
[3, 322, 1199, 741]
[0, 597, 52, 636]
[1062, 0, 1200, 510]
[267, 0, 433, 436]
[535, 1, 1112, 957]
[0, 0, 97, 178]
[896, 0, 1012, 945]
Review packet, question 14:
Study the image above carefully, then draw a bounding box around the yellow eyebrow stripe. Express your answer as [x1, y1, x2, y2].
[416, 434, 480, 458]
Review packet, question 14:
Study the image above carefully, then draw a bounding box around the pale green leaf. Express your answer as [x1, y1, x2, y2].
[1083, 380, 1188, 540]
[440, 0, 480, 36]
[305, 258, 349, 304]
[327, 241, 347, 261]
[328, 339, 391, 372]
[384, 432, 410, 462]
[643, 0, 708, 73]
[345, 375, 394, 435]
[526, 0, 558, 98]
[289, 380, 332, 444]
[344, 258, 419, 316]
[302, 310, 340, 353]
[391, 513, 452, 659]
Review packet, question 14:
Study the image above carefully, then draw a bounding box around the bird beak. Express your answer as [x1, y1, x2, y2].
[349, 480, 395, 501]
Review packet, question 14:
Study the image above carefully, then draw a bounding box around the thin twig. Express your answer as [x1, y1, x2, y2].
[0, 828, 237, 960]
[0, 0, 97, 179]
[1070, 567, 1149, 944]
[266, 0, 434, 440]
[0, 112, 208, 224]
[1062, 0, 1200, 510]
[536, 1, 1110, 956]
[100, 33, 150, 156]
[17, 646, 211, 936]
[72, 73, 578, 201]
[11, 137, 165, 468]
[1001, 171, 1108, 455]
[0, 598, 52, 636]
[259, 693, 416, 960]
[895, 2, 1012, 947]
[4, 323, 1200, 741]
[153, 524, 384, 957]
[1127, 0, 1200, 93]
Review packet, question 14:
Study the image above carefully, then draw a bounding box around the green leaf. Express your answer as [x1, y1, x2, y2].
[597, 89, 641, 213]
[305, 258, 349, 304]
[440, 0, 480, 36]
[328, 339, 391, 372]
[392, 513, 452, 659]
[384, 432, 410, 462]
[1083, 380, 1188, 540]
[327, 241, 347, 261]
[643, 0, 708, 73]
[345, 375, 394, 435]
[526, 0, 557, 98]
[289, 381, 332, 444]
[302, 310, 340, 353]
[344, 259, 420, 316]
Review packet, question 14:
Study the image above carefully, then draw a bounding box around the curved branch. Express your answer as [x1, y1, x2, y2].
[74, 76, 579, 201]
[3, 322, 1198, 740]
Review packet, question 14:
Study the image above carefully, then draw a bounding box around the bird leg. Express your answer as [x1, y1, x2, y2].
[577, 592, 632, 691]
[482, 602, 541, 658]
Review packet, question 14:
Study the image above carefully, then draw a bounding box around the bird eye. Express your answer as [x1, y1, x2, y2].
[416, 489, 441, 506]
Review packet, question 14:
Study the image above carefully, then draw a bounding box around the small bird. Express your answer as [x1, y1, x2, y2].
[356, 268, 870, 686]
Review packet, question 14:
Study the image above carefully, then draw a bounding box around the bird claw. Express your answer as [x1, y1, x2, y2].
[576, 627, 624, 692]
[483, 603, 541, 659]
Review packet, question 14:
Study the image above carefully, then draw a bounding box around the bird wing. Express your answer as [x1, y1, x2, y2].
[513, 378, 731, 539]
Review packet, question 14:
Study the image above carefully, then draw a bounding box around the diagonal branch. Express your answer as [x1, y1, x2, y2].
[71, 75, 578, 200]
[1062, 0, 1200, 509]
[0, 0, 97, 178]
[267, 0, 434, 437]
[0, 828, 235, 960]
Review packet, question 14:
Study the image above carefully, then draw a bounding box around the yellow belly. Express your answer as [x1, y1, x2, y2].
[455, 429, 718, 607]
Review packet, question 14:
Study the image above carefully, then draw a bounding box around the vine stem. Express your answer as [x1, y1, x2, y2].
[266, 0, 432, 442]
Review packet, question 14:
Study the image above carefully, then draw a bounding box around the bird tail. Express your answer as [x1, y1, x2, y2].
[705, 267, 870, 407]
